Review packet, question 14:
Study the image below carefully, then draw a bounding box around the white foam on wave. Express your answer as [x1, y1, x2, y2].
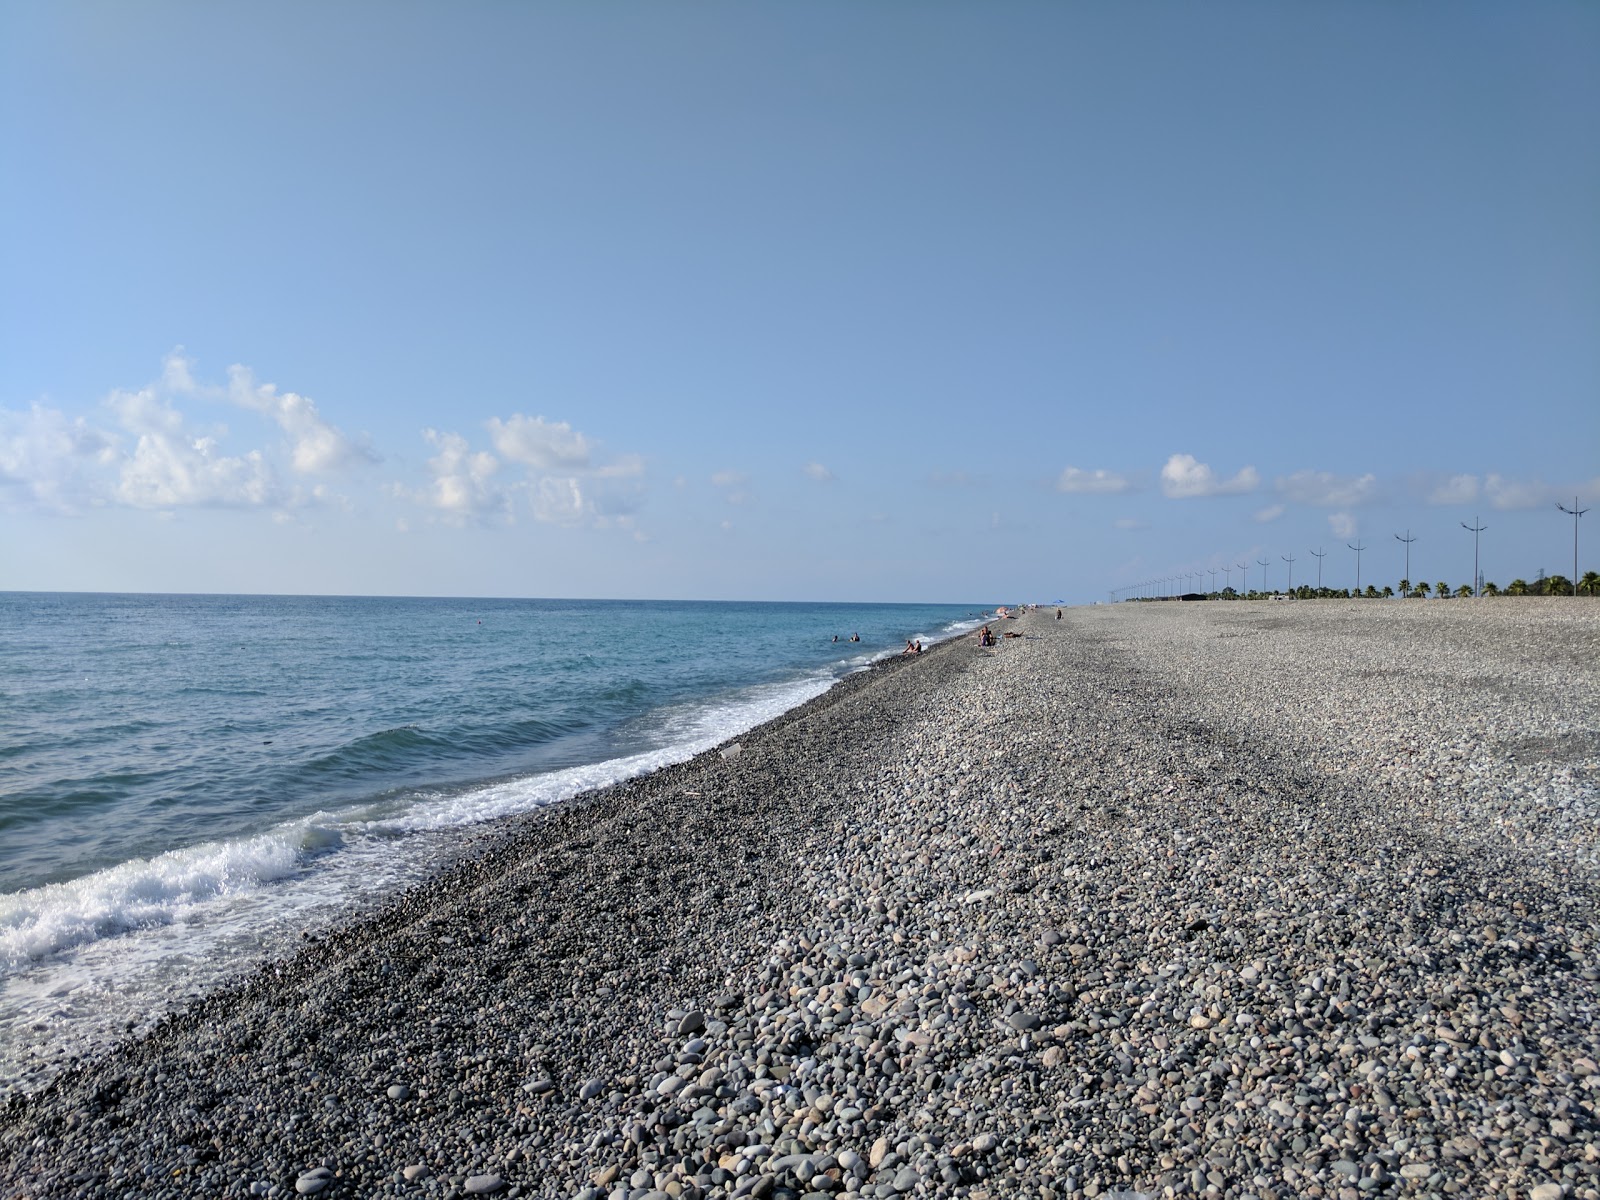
[0, 665, 851, 1095]
[0, 827, 315, 969]
[371, 671, 837, 832]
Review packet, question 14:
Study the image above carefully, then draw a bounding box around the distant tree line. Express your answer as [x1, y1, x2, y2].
[1134, 569, 1600, 601]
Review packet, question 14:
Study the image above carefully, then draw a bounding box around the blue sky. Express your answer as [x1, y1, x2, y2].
[3, 2, 1596, 603]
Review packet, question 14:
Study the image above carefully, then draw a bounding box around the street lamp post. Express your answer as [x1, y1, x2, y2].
[1462, 517, 1487, 597]
[1557, 498, 1588, 597]
[1349, 540, 1367, 595]
[1396, 530, 1417, 597]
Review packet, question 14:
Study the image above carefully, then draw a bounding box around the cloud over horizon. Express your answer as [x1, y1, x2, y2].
[1056, 466, 1132, 495]
[1277, 469, 1379, 508]
[1160, 453, 1260, 499]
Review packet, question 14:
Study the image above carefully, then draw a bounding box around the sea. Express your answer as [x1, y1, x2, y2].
[0, 592, 988, 1096]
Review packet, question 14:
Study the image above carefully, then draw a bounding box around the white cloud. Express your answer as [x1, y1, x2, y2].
[1254, 504, 1286, 523]
[1484, 474, 1549, 511]
[107, 382, 184, 437]
[1329, 512, 1357, 539]
[1482, 474, 1600, 511]
[1160, 453, 1260, 498]
[803, 461, 835, 482]
[596, 454, 645, 480]
[415, 429, 503, 520]
[116, 429, 277, 509]
[225, 365, 374, 475]
[1428, 474, 1480, 506]
[405, 413, 644, 529]
[103, 377, 282, 509]
[1277, 470, 1378, 508]
[1424, 472, 1600, 512]
[487, 414, 593, 470]
[1056, 466, 1131, 494]
[0, 403, 118, 512]
[532, 476, 589, 525]
[2, 352, 375, 515]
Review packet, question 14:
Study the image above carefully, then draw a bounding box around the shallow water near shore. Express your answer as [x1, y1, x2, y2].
[0, 592, 984, 1094]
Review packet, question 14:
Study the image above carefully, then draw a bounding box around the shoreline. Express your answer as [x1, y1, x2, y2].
[0, 610, 982, 1096]
[3, 603, 1597, 1200]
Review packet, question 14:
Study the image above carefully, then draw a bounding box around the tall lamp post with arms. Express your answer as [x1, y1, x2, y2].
[1396, 530, 1417, 597]
[1462, 517, 1487, 597]
[1557, 498, 1588, 597]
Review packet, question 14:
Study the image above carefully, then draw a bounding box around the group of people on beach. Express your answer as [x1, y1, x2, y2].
[902, 639, 923, 655]
[830, 633, 862, 644]
[977, 626, 996, 647]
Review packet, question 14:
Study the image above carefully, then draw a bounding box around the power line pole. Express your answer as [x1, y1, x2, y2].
[1237, 562, 1249, 598]
[1310, 547, 1326, 592]
[1282, 552, 1296, 595]
[1348, 540, 1367, 595]
[1462, 516, 1486, 597]
[1395, 529, 1417, 597]
[1257, 557, 1270, 594]
[1558, 497, 1588, 597]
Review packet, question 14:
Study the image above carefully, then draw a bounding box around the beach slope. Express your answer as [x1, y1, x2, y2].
[2, 600, 1597, 1200]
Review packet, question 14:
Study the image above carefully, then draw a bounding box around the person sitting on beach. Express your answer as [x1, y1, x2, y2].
[915, 640, 923, 653]
[904, 639, 917, 656]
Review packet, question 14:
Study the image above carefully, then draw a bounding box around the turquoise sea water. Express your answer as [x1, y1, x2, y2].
[0, 592, 985, 1093]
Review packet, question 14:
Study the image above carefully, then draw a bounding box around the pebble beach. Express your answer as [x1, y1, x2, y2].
[2, 599, 1596, 1200]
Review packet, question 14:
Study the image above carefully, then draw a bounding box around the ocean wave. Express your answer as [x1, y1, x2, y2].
[0, 823, 329, 970]
[0, 669, 838, 973]
[297, 714, 596, 782]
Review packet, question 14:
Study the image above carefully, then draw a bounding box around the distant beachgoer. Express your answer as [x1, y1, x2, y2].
[915, 640, 923, 653]
[832, 635, 838, 642]
[1056, 608, 1061, 620]
[903, 639, 917, 656]
[850, 633, 860, 642]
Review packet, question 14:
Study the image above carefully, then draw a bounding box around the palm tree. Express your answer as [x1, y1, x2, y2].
[1507, 578, 1529, 596]
[1399, 578, 1411, 598]
[1544, 574, 1573, 596]
[1381, 585, 1394, 598]
[1414, 581, 1431, 599]
[1455, 584, 1473, 598]
[1482, 581, 1500, 597]
[1581, 570, 1600, 596]
[1366, 584, 1379, 598]
[1436, 580, 1450, 599]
